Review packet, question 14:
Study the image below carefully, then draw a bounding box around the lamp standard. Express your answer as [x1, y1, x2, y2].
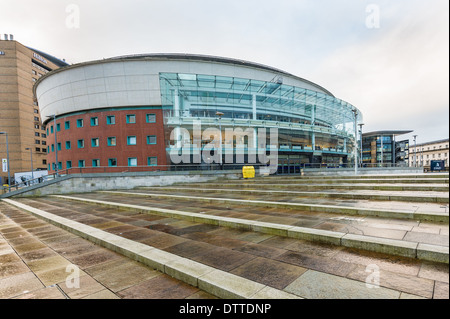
[358, 123, 364, 168]
[352, 109, 358, 175]
[216, 111, 224, 170]
[413, 135, 417, 167]
[25, 147, 34, 181]
[0, 132, 11, 191]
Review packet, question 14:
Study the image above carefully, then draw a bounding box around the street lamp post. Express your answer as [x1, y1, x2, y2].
[352, 109, 358, 175]
[0, 132, 11, 191]
[358, 123, 364, 168]
[25, 147, 34, 181]
[413, 135, 417, 168]
[216, 111, 224, 170]
[380, 135, 384, 167]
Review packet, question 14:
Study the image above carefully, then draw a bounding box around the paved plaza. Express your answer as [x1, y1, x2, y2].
[0, 173, 448, 299]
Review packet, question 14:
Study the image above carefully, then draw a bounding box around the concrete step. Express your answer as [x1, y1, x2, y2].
[34, 195, 449, 264]
[4, 196, 448, 299]
[222, 178, 450, 184]
[274, 173, 449, 179]
[137, 186, 450, 204]
[182, 182, 450, 192]
[1, 198, 300, 299]
[100, 191, 449, 223]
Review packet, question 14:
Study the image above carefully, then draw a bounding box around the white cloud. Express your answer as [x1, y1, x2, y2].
[311, 1, 449, 141]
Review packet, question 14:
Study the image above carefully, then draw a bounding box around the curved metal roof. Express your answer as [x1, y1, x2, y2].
[36, 53, 335, 97]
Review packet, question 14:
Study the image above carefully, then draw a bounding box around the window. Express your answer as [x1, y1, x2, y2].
[107, 137, 116, 146]
[57, 143, 61, 151]
[92, 159, 100, 167]
[126, 114, 136, 124]
[91, 138, 99, 147]
[146, 113, 156, 123]
[127, 136, 137, 145]
[78, 160, 85, 168]
[66, 141, 71, 150]
[147, 135, 157, 145]
[106, 115, 115, 125]
[35, 132, 40, 137]
[77, 139, 84, 148]
[77, 119, 84, 128]
[108, 158, 117, 167]
[58, 162, 62, 170]
[35, 140, 40, 145]
[128, 157, 137, 166]
[65, 121, 70, 129]
[148, 156, 157, 166]
[51, 144, 54, 152]
[50, 126, 54, 134]
[56, 123, 61, 132]
[42, 133, 46, 138]
[66, 161, 72, 169]
[91, 117, 99, 126]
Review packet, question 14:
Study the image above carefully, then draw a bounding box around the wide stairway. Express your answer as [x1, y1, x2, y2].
[1, 173, 448, 299]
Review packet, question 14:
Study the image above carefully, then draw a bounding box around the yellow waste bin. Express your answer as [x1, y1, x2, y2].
[242, 166, 255, 179]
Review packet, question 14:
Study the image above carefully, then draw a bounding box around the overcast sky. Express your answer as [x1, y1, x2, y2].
[2, 0, 448, 144]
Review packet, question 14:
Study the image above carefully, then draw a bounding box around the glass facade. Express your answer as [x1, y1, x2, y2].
[159, 72, 362, 167]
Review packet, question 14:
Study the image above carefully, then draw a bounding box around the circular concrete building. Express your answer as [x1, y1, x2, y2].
[34, 54, 363, 174]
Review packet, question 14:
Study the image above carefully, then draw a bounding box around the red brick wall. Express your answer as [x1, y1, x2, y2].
[46, 108, 167, 174]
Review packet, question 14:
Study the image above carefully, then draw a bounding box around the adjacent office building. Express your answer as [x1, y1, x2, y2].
[0, 37, 68, 185]
[34, 54, 363, 174]
[361, 130, 412, 167]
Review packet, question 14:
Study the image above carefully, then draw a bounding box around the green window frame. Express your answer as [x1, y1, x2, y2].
[127, 136, 137, 145]
[77, 139, 84, 148]
[77, 119, 84, 128]
[147, 156, 157, 166]
[92, 159, 100, 167]
[65, 141, 71, 150]
[107, 137, 116, 146]
[126, 114, 136, 124]
[128, 157, 137, 167]
[146, 135, 157, 145]
[106, 115, 115, 125]
[78, 160, 85, 168]
[146, 113, 156, 123]
[90, 117, 99, 126]
[56, 123, 61, 132]
[66, 161, 72, 169]
[65, 121, 70, 129]
[91, 138, 99, 147]
[108, 158, 117, 167]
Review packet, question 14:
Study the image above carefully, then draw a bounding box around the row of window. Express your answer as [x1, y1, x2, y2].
[47, 113, 157, 134]
[49, 156, 158, 170]
[47, 135, 157, 152]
